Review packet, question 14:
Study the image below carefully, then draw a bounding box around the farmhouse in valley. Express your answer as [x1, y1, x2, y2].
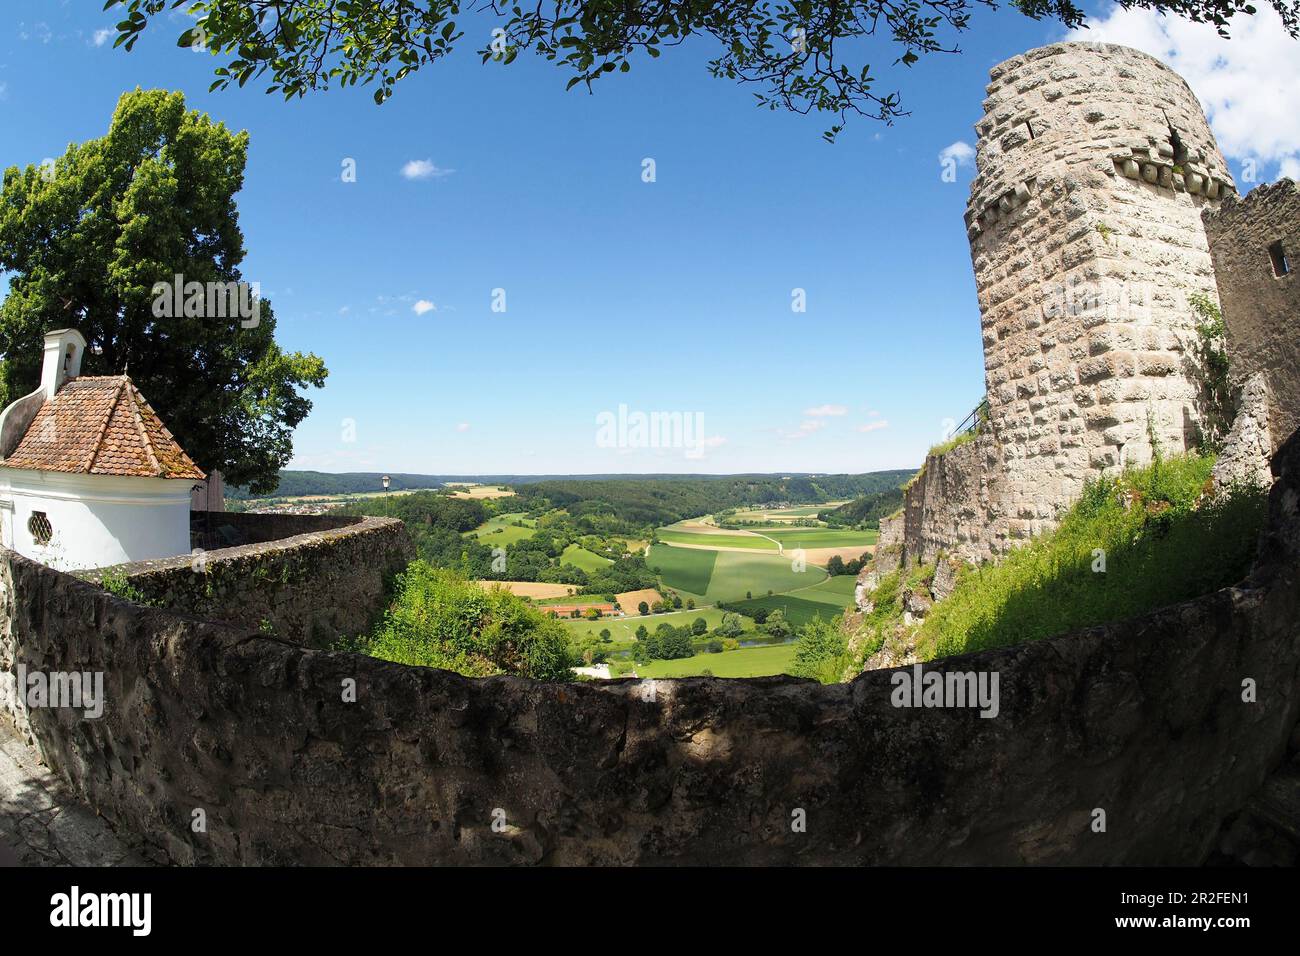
[0, 328, 204, 570]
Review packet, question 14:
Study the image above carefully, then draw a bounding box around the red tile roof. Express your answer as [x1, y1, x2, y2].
[1, 376, 205, 480]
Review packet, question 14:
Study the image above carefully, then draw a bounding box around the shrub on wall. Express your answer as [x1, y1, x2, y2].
[364, 561, 572, 680]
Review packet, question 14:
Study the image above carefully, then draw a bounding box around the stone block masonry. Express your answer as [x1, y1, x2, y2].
[872, 42, 1238, 573]
[2, 434, 1299, 865]
[84, 511, 413, 648]
[969, 42, 1232, 553]
[1204, 178, 1300, 462]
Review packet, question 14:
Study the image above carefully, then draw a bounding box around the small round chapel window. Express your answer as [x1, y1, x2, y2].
[28, 511, 52, 546]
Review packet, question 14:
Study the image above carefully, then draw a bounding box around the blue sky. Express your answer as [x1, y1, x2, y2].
[1, 2, 1294, 475]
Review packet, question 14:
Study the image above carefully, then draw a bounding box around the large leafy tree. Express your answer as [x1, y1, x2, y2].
[109, 0, 1300, 139]
[0, 88, 326, 493]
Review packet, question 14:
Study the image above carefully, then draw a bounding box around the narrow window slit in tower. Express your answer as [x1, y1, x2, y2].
[1269, 241, 1291, 277]
[1023, 121, 1035, 140]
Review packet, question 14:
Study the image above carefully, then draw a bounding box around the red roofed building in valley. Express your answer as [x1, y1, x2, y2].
[0, 329, 204, 570]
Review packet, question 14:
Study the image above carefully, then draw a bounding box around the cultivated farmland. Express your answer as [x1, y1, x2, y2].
[464, 513, 537, 546]
[650, 544, 822, 604]
[560, 543, 612, 572]
[619, 642, 798, 678]
[562, 606, 745, 646]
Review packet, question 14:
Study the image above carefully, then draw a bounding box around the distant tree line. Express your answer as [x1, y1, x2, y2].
[820, 486, 906, 529]
[516, 471, 914, 529]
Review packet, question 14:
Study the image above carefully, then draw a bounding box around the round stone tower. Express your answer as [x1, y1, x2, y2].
[966, 42, 1235, 548]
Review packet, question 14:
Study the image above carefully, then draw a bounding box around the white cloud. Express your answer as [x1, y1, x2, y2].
[19, 22, 52, 44]
[1072, 8, 1300, 176]
[776, 420, 826, 440]
[455, 423, 470, 432]
[857, 420, 890, 433]
[938, 140, 975, 167]
[0, 82, 7, 101]
[401, 159, 454, 180]
[412, 299, 436, 315]
[685, 435, 727, 459]
[803, 404, 848, 417]
[92, 28, 113, 47]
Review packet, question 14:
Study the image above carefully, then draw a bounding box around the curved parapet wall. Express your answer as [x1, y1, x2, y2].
[2, 437, 1299, 865]
[84, 511, 412, 648]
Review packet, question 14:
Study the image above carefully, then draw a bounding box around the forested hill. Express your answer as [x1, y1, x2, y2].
[819, 486, 908, 528]
[512, 471, 915, 527]
[228, 469, 915, 504]
[226, 471, 447, 499]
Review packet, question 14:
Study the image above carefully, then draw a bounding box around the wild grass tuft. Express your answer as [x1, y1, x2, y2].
[915, 453, 1266, 660]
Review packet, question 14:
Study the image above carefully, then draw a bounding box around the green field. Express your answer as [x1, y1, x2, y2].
[650, 544, 825, 604]
[649, 544, 718, 595]
[731, 574, 856, 627]
[560, 543, 612, 572]
[808, 574, 858, 597]
[655, 529, 777, 551]
[619, 642, 797, 678]
[464, 513, 537, 546]
[760, 528, 878, 548]
[561, 606, 743, 646]
[731, 504, 833, 518]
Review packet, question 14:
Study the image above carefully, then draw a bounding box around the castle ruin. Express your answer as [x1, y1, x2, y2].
[870, 42, 1250, 574]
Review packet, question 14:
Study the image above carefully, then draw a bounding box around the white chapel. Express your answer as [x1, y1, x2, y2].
[0, 329, 204, 570]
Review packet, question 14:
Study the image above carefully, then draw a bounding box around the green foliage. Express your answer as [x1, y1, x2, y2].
[790, 616, 849, 684]
[632, 619, 695, 662]
[109, 2, 1300, 140]
[98, 569, 155, 606]
[0, 89, 327, 494]
[917, 454, 1266, 660]
[713, 612, 746, 638]
[363, 561, 571, 680]
[1189, 292, 1234, 452]
[926, 429, 977, 459]
[336, 492, 658, 592]
[821, 486, 905, 529]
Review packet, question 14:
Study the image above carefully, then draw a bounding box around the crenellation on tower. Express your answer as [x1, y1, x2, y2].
[870, 41, 1240, 572]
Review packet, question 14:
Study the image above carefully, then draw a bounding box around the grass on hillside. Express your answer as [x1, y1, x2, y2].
[915, 453, 1267, 660]
[650, 544, 718, 596]
[464, 513, 537, 546]
[650, 544, 823, 604]
[731, 595, 846, 628]
[730, 574, 858, 627]
[615, 642, 797, 678]
[761, 528, 878, 548]
[655, 529, 777, 550]
[560, 543, 613, 572]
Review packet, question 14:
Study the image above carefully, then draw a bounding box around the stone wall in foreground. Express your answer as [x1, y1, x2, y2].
[85, 511, 412, 648]
[2, 438, 1298, 865]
